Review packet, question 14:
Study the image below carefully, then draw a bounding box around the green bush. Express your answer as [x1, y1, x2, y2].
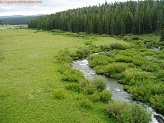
[150, 94, 164, 114]
[60, 65, 84, 82]
[114, 55, 133, 63]
[79, 99, 93, 109]
[82, 84, 97, 95]
[56, 51, 73, 63]
[79, 79, 88, 89]
[123, 36, 131, 41]
[89, 54, 114, 68]
[79, 79, 97, 95]
[131, 36, 139, 40]
[88, 44, 101, 53]
[93, 66, 106, 75]
[156, 70, 164, 81]
[141, 63, 160, 72]
[133, 41, 146, 48]
[65, 83, 80, 92]
[159, 62, 164, 69]
[76, 48, 91, 59]
[106, 101, 151, 123]
[74, 94, 86, 101]
[123, 68, 150, 82]
[62, 70, 84, 82]
[101, 44, 111, 51]
[119, 103, 151, 123]
[106, 101, 128, 117]
[90, 76, 107, 91]
[64, 32, 79, 37]
[157, 53, 164, 60]
[53, 89, 66, 100]
[104, 63, 128, 75]
[84, 41, 93, 45]
[90, 93, 100, 102]
[133, 59, 144, 66]
[99, 90, 112, 103]
[110, 43, 126, 50]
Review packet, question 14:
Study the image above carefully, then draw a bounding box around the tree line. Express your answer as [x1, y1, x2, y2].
[0, 15, 44, 25]
[28, 0, 164, 35]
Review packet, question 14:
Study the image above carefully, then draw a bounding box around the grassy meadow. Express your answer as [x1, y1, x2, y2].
[0, 28, 131, 123]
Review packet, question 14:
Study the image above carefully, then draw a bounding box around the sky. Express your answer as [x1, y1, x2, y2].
[0, 0, 130, 17]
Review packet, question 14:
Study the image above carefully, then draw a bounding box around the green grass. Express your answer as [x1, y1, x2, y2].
[0, 25, 27, 29]
[139, 34, 160, 41]
[93, 37, 129, 47]
[0, 29, 125, 123]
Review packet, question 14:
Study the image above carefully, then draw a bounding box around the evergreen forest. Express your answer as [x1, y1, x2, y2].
[28, 0, 164, 35]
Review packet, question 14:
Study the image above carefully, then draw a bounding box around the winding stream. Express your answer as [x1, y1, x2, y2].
[72, 59, 164, 123]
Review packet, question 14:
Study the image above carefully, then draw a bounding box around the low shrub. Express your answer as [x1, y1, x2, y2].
[119, 103, 151, 123]
[141, 63, 160, 72]
[90, 76, 107, 91]
[131, 36, 139, 40]
[157, 53, 164, 60]
[104, 63, 128, 75]
[79, 79, 88, 89]
[65, 83, 80, 92]
[133, 59, 144, 66]
[156, 70, 164, 81]
[80, 76, 108, 95]
[149, 94, 164, 114]
[62, 70, 84, 82]
[64, 32, 79, 37]
[123, 36, 131, 41]
[84, 40, 93, 45]
[106, 101, 128, 117]
[79, 79, 97, 94]
[89, 54, 114, 68]
[82, 84, 97, 95]
[76, 48, 91, 59]
[93, 66, 105, 75]
[99, 90, 112, 103]
[79, 99, 93, 109]
[69, 51, 79, 60]
[132, 54, 145, 66]
[123, 68, 150, 83]
[90, 93, 100, 102]
[74, 94, 86, 101]
[114, 55, 133, 63]
[56, 51, 73, 63]
[106, 101, 151, 123]
[89, 44, 101, 53]
[159, 62, 164, 69]
[110, 43, 126, 50]
[53, 89, 66, 100]
[60, 65, 84, 82]
[101, 44, 111, 51]
[133, 41, 146, 48]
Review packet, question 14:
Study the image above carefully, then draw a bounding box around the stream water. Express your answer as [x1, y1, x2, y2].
[72, 59, 164, 123]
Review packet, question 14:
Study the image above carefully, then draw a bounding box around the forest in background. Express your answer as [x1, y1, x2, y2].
[0, 15, 44, 25]
[28, 0, 164, 35]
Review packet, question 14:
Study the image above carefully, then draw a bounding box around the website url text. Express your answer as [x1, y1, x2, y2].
[0, 0, 42, 4]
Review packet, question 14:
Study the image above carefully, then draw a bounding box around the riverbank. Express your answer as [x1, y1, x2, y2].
[73, 59, 164, 123]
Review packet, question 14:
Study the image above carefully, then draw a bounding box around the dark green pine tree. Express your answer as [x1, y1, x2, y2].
[160, 28, 164, 42]
[87, 20, 93, 34]
[0, 20, 3, 25]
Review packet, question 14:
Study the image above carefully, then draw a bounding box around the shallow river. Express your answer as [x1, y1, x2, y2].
[72, 59, 164, 123]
